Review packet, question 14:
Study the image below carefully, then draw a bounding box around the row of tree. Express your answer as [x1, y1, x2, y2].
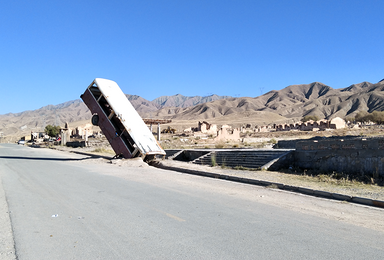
[353, 111, 384, 124]
[301, 111, 384, 124]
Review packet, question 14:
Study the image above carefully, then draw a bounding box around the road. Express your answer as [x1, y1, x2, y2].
[0, 143, 384, 259]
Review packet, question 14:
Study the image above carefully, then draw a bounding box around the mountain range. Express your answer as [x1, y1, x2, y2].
[1, 80, 384, 138]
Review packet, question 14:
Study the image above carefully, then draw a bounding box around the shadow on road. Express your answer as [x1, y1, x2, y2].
[0, 155, 106, 162]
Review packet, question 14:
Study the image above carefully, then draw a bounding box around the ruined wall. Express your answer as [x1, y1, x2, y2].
[198, 121, 217, 135]
[295, 138, 384, 177]
[276, 117, 346, 132]
[215, 125, 240, 141]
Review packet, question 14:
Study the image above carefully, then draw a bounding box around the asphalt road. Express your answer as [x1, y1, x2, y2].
[0, 143, 384, 259]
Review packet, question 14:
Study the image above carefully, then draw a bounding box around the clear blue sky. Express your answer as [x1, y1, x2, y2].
[1, 0, 383, 114]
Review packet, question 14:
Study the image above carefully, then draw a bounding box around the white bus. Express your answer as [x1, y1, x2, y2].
[81, 78, 165, 161]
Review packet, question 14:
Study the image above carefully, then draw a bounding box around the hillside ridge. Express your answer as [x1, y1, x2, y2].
[1, 80, 384, 137]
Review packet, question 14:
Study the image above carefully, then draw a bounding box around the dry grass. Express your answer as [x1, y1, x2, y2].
[91, 148, 115, 154]
[277, 168, 384, 195]
[210, 154, 217, 167]
[215, 141, 225, 149]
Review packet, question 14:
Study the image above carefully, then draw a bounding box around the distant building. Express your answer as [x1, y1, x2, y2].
[215, 125, 240, 141]
[72, 123, 93, 138]
[275, 117, 347, 132]
[198, 121, 217, 135]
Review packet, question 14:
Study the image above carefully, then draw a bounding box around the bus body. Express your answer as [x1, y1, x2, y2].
[81, 78, 165, 161]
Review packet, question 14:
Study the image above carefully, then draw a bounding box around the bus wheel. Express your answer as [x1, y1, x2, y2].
[91, 114, 99, 126]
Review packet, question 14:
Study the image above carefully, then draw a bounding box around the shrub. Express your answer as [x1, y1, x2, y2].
[211, 154, 216, 167]
[301, 115, 319, 122]
[91, 148, 114, 154]
[215, 141, 225, 149]
[221, 159, 227, 168]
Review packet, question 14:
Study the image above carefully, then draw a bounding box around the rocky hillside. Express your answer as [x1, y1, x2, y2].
[1, 80, 384, 138]
[0, 94, 231, 137]
[150, 81, 384, 122]
[152, 94, 232, 108]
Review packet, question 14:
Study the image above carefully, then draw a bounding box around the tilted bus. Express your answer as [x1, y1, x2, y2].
[81, 78, 165, 161]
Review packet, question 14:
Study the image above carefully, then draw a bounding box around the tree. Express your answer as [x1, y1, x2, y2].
[45, 125, 61, 137]
[345, 116, 355, 123]
[355, 111, 384, 124]
[369, 111, 384, 124]
[301, 115, 319, 122]
[355, 111, 369, 123]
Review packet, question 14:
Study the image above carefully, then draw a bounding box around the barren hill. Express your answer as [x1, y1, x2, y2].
[148, 81, 384, 123]
[0, 94, 233, 138]
[1, 79, 384, 139]
[152, 94, 232, 108]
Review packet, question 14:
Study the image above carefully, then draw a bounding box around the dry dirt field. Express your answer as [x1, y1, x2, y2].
[158, 123, 384, 150]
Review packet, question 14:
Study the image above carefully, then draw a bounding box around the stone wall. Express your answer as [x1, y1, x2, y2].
[215, 125, 240, 141]
[276, 117, 347, 132]
[295, 137, 384, 177]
